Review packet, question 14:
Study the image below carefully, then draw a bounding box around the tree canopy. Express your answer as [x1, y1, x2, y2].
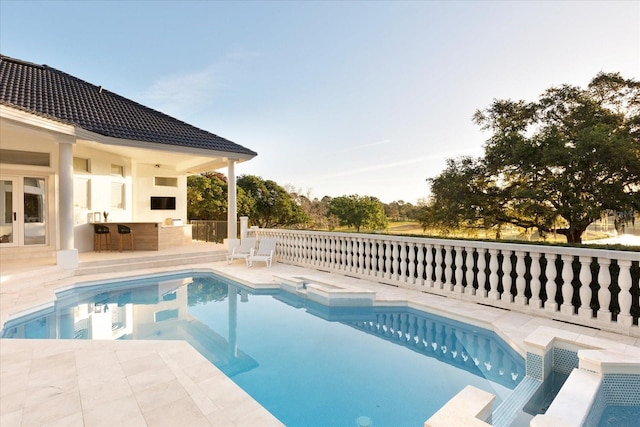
[236, 174, 309, 228]
[328, 194, 388, 232]
[187, 172, 230, 220]
[424, 72, 640, 243]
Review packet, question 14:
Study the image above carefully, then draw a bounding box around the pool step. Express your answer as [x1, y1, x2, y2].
[75, 250, 228, 276]
[491, 376, 542, 427]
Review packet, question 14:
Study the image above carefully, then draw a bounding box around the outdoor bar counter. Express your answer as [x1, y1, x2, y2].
[93, 221, 192, 251]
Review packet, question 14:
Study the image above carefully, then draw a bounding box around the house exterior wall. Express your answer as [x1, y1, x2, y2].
[133, 163, 188, 224]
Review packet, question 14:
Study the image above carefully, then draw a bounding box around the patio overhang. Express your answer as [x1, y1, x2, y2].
[1, 105, 256, 174]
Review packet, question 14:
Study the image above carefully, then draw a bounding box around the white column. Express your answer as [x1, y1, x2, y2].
[56, 137, 78, 269]
[227, 159, 237, 240]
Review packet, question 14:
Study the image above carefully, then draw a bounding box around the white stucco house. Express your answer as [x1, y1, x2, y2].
[0, 55, 257, 268]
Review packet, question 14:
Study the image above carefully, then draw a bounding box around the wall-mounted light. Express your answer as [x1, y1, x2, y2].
[154, 164, 160, 168]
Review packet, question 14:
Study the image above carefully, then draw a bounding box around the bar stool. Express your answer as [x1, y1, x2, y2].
[117, 224, 134, 252]
[94, 224, 111, 252]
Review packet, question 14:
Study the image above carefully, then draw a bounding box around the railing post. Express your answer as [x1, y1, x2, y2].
[596, 258, 612, 323]
[488, 249, 500, 300]
[578, 256, 594, 319]
[529, 253, 542, 309]
[514, 251, 527, 305]
[617, 260, 634, 327]
[545, 254, 558, 313]
[561, 255, 575, 315]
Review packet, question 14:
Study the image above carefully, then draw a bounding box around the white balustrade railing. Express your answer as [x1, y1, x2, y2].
[249, 229, 640, 336]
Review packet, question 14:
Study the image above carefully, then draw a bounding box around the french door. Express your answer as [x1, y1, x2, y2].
[0, 176, 47, 247]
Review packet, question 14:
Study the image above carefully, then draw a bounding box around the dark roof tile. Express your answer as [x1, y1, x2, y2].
[0, 55, 257, 157]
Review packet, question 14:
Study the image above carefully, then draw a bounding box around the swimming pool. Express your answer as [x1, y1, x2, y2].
[2, 272, 526, 426]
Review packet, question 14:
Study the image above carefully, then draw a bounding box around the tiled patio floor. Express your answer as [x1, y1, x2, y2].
[1, 248, 639, 426]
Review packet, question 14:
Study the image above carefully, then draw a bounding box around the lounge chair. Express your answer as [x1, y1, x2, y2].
[247, 238, 276, 267]
[226, 237, 257, 264]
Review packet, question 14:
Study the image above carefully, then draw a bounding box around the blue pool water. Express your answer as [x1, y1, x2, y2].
[2, 272, 525, 426]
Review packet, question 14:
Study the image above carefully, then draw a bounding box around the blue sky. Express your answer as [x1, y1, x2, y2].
[1, 1, 638, 204]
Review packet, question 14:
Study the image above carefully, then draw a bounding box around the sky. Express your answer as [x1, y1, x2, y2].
[1, 1, 638, 204]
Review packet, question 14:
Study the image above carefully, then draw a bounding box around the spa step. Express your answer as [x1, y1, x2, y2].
[491, 376, 542, 427]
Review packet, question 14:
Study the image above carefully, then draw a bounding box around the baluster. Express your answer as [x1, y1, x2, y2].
[384, 243, 392, 280]
[466, 249, 475, 295]
[416, 243, 425, 286]
[349, 238, 357, 272]
[545, 254, 558, 313]
[514, 251, 527, 305]
[444, 245, 454, 291]
[340, 239, 347, 270]
[476, 248, 486, 298]
[329, 236, 338, 269]
[578, 256, 594, 319]
[488, 249, 500, 300]
[425, 244, 435, 288]
[560, 255, 575, 315]
[376, 240, 385, 277]
[529, 253, 542, 309]
[363, 239, 371, 275]
[617, 260, 634, 326]
[353, 238, 364, 273]
[596, 258, 611, 323]
[398, 243, 406, 282]
[502, 250, 513, 303]
[435, 245, 444, 289]
[372, 240, 381, 277]
[408, 243, 417, 284]
[389, 243, 398, 281]
[319, 236, 325, 265]
[454, 246, 464, 293]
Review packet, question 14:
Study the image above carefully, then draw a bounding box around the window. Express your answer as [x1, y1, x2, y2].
[0, 149, 50, 167]
[111, 182, 125, 209]
[73, 157, 90, 173]
[74, 178, 91, 209]
[154, 177, 178, 187]
[111, 164, 124, 177]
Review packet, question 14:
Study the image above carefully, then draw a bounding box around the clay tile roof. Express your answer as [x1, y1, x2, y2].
[0, 55, 257, 157]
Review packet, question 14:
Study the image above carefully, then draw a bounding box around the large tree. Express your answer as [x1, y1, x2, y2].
[328, 195, 388, 232]
[426, 73, 640, 243]
[187, 172, 229, 220]
[237, 174, 309, 228]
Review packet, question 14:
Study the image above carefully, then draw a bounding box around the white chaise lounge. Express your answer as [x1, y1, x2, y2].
[247, 238, 276, 267]
[226, 238, 257, 264]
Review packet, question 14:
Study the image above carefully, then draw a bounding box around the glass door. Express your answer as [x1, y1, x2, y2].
[0, 178, 18, 246]
[0, 176, 47, 247]
[23, 177, 46, 245]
